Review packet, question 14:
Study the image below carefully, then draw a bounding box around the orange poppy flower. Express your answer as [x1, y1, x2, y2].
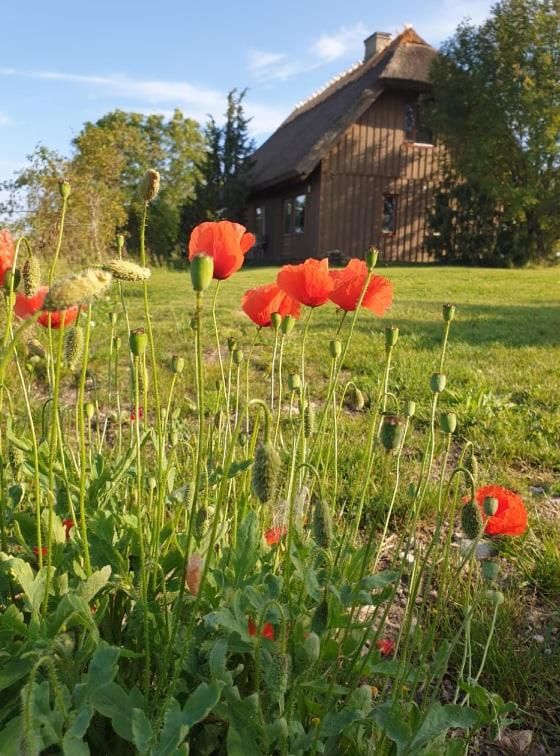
[0, 228, 15, 286]
[376, 638, 395, 656]
[14, 287, 79, 329]
[474, 485, 528, 536]
[62, 518, 74, 540]
[264, 525, 287, 545]
[329, 259, 393, 315]
[248, 617, 275, 640]
[188, 221, 255, 280]
[241, 283, 301, 327]
[276, 258, 335, 308]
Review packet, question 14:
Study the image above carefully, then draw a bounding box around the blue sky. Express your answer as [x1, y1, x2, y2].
[0, 0, 493, 186]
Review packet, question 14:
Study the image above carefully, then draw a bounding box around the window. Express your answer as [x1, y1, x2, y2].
[404, 101, 433, 145]
[283, 199, 293, 235]
[255, 206, 266, 240]
[294, 194, 306, 234]
[382, 195, 397, 234]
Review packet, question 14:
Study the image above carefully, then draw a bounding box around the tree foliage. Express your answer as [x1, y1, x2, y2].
[426, 0, 560, 265]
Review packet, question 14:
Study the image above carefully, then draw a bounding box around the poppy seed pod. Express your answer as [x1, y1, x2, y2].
[329, 339, 342, 359]
[280, 314, 296, 335]
[271, 311, 282, 331]
[190, 254, 214, 293]
[485, 589, 505, 606]
[461, 500, 484, 540]
[366, 246, 379, 271]
[252, 442, 281, 504]
[379, 414, 406, 452]
[139, 169, 160, 203]
[232, 348, 244, 366]
[430, 372, 447, 394]
[440, 411, 457, 434]
[288, 373, 301, 392]
[22, 257, 41, 298]
[481, 560, 500, 582]
[404, 400, 416, 419]
[171, 355, 184, 374]
[58, 180, 71, 199]
[443, 303, 456, 322]
[84, 402, 95, 420]
[384, 325, 399, 349]
[312, 499, 333, 549]
[483, 496, 499, 516]
[129, 328, 148, 357]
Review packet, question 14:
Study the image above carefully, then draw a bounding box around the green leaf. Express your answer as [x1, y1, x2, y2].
[132, 708, 153, 754]
[231, 510, 259, 584]
[361, 570, 400, 590]
[321, 707, 364, 737]
[209, 637, 229, 681]
[77, 565, 111, 604]
[153, 699, 189, 756]
[371, 702, 411, 750]
[85, 644, 120, 690]
[183, 680, 224, 727]
[0, 716, 24, 756]
[0, 659, 34, 693]
[406, 704, 479, 752]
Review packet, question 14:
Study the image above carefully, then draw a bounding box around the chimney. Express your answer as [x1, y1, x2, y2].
[363, 32, 391, 61]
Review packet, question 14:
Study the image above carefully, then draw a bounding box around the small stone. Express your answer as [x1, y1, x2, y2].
[532, 634, 545, 644]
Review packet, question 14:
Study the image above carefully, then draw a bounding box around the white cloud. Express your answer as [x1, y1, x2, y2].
[310, 22, 368, 63]
[248, 49, 288, 73]
[0, 111, 12, 126]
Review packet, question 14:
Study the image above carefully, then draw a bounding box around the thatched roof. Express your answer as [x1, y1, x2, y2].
[250, 28, 436, 192]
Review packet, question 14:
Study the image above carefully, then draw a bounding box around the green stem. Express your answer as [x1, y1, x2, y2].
[76, 306, 93, 576]
[48, 193, 68, 286]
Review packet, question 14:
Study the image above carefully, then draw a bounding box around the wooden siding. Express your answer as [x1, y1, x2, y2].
[319, 90, 445, 262]
[247, 169, 321, 262]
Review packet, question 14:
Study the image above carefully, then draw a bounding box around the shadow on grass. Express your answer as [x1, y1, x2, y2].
[390, 301, 560, 348]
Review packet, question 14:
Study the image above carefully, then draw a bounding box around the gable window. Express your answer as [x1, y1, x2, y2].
[255, 206, 266, 240]
[404, 101, 433, 145]
[283, 199, 293, 235]
[382, 194, 397, 234]
[294, 194, 306, 234]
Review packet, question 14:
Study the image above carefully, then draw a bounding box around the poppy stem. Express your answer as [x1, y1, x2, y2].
[211, 280, 227, 406]
[48, 193, 68, 286]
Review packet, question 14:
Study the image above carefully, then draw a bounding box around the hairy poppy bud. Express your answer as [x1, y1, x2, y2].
[139, 169, 160, 203]
[170, 431, 179, 447]
[84, 402, 95, 420]
[268, 653, 291, 701]
[109, 311, 118, 327]
[103, 259, 151, 282]
[311, 599, 329, 636]
[443, 303, 456, 322]
[483, 496, 499, 516]
[232, 348, 244, 366]
[384, 325, 399, 350]
[280, 314, 296, 335]
[303, 401, 315, 437]
[288, 374, 301, 393]
[485, 589, 504, 606]
[171, 355, 184, 374]
[252, 442, 281, 504]
[379, 414, 406, 452]
[3, 269, 20, 293]
[65, 326, 84, 370]
[440, 412, 457, 434]
[8, 444, 24, 472]
[227, 336, 237, 353]
[138, 364, 149, 394]
[312, 499, 333, 549]
[481, 560, 499, 582]
[45, 269, 112, 310]
[148, 476, 157, 492]
[190, 254, 214, 293]
[329, 339, 342, 359]
[113, 335, 121, 350]
[271, 312, 282, 331]
[238, 431, 248, 447]
[58, 180, 71, 199]
[22, 256, 41, 298]
[404, 400, 416, 419]
[461, 500, 484, 540]
[116, 234, 125, 254]
[344, 385, 365, 411]
[366, 246, 379, 271]
[464, 449, 479, 483]
[303, 632, 320, 664]
[186, 553, 204, 595]
[129, 328, 147, 357]
[430, 372, 447, 394]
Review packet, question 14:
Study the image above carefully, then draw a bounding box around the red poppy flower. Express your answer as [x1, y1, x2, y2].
[130, 406, 144, 422]
[264, 525, 287, 546]
[474, 485, 528, 536]
[276, 258, 335, 308]
[14, 287, 80, 329]
[63, 518, 74, 540]
[188, 221, 255, 280]
[241, 283, 301, 327]
[0, 228, 15, 286]
[33, 546, 48, 558]
[248, 617, 275, 640]
[376, 638, 395, 656]
[329, 259, 393, 315]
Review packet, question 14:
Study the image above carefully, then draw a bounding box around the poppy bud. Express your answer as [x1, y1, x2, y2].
[232, 348, 244, 366]
[483, 496, 499, 516]
[116, 234, 125, 253]
[485, 589, 504, 606]
[113, 335, 121, 350]
[3, 269, 20, 293]
[464, 448, 479, 483]
[139, 168, 160, 203]
[22, 256, 41, 298]
[311, 599, 329, 636]
[268, 653, 291, 701]
[271, 312, 282, 331]
[329, 339, 342, 359]
[288, 373, 301, 392]
[171, 355, 184, 374]
[384, 325, 399, 349]
[344, 385, 365, 412]
[189, 315, 197, 332]
[440, 412, 457, 434]
[103, 259, 151, 282]
[129, 328, 147, 356]
[461, 500, 484, 540]
[312, 499, 333, 549]
[303, 401, 315, 437]
[8, 445, 24, 472]
[404, 400, 416, 419]
[379, 414, 406, 452]
[238, 431, 248, 447]
[58, 180, 71, 199]
[227, 336, 237, 353]
[170, 431, 179, 447]
[280, 314, 296, 335]
[65, 326, 84, 371]
[84, 402, 95, 420]
[443, 303, 456, 322]
[481, 560, 499, 582]
[190, 254, 214, 293]
[148, 476, 157, 492]
[303, 632, 320, 664]
[186, 553, 204, 595]
[109, 311, 118, 327]
[45, 269, 112, 310]
[366, 246, 379, 271]
[430, 372, 447, 394]
[252, 442, 281, 504]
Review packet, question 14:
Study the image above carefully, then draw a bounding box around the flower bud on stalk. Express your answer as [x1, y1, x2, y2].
[268, 653, 291, 702]
[190, 254, 214, 293]
[485, 589, 504, 606]
[366, 246, 379, 271]
[404, 400, 416, 419]
[271, 311, 282, 331]
[3, 269, 20, 294]
[116, 234, 125, 254]
[483, 496, 499, 516]
[288, 373, 301, 393]
[65, 326, 84, 370]
[461, 500, 484, 540]
[379, 414, 406, 452]
[303, 401, 315, 437]
[430, 372, 447, 394]
[280, 314, 296, 335]
[329, 339, 342, 359]
[252, 442, 281, 504]
[303, 632, 320, 664]
[171, 355, 184, 374]
[113, 335, 121, 351]
[443, 303, 456, 322]
[22, 256, 41, 297]
[139, 169, 160, 203]
[384, 325, 399, 350]
[186, 554, 204, 595]
[345, 385, 365, 411]
[84, 402, 95, 421]
[227, 336, 237, 353]
[129, 328, 148, 357]
[481, 560, 500, 582]
[58, 180, 71, 199]
[312, 499, 333, 549]
[45, 269, 112, 310]
[311, 599, 329, 636]
[109, 311, 118, 327]
[440, 411, 457, 434]
[232, 348, 244, 366]
[464, 448, 479, 483]
[103, 259, 151, 282]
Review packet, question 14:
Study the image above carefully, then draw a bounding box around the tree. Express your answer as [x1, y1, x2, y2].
[426, 0, 560, 264]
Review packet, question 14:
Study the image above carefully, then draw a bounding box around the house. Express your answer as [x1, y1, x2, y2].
[246, 27, 444, 264]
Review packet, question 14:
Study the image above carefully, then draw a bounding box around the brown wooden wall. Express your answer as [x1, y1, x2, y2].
[318, 90, 445, 262]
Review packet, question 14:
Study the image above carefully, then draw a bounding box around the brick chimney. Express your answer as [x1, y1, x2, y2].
[363, 32, 391, 61]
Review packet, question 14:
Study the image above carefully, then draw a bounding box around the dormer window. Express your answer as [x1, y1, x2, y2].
[404, 101, 433, 145]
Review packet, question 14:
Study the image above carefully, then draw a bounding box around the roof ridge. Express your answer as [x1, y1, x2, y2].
[288, 58, 363, 121]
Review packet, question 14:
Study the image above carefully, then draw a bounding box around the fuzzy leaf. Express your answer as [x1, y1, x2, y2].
[231, 510, 260, 584]
[321, 707, 364, 737]
[132, 708, 153, 754]
[183, 679, 224, 727]
[406, 704, 479, 751]
[77, 565, 111, 604]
